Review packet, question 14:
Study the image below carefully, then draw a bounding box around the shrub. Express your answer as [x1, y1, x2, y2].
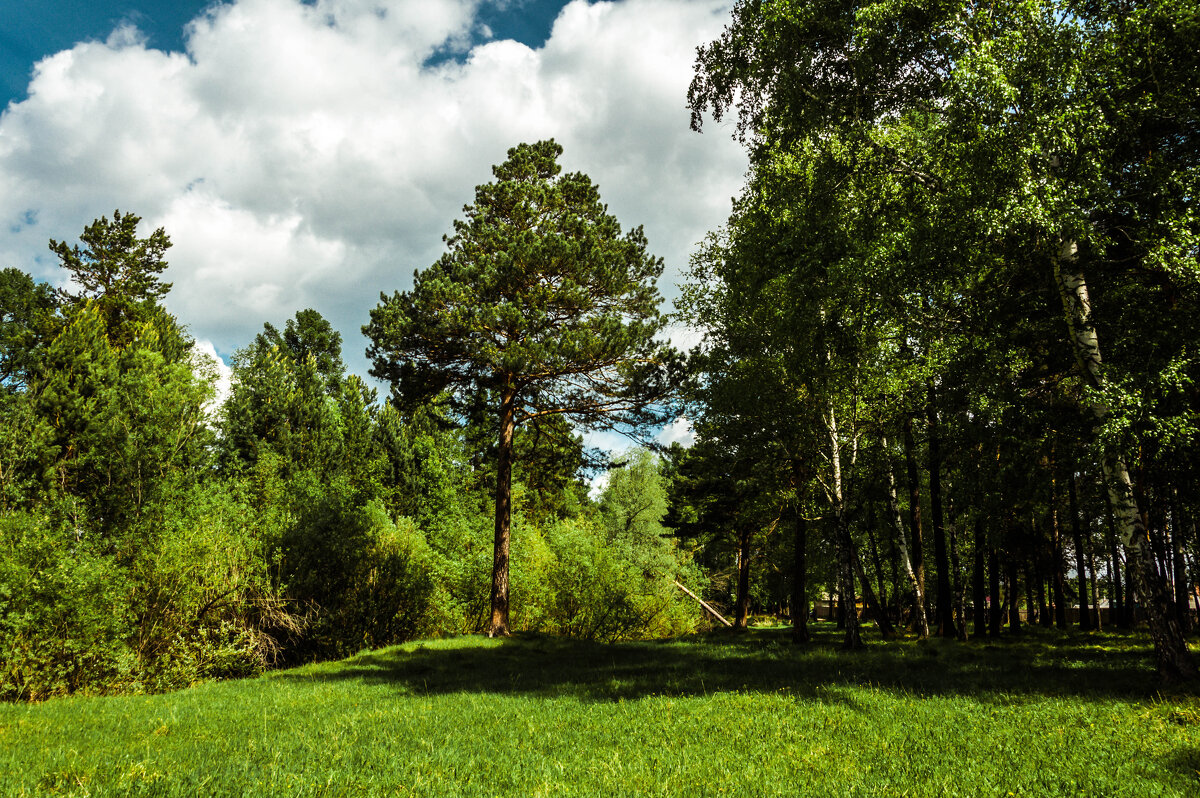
[539, 517, 702, 642]
[0, 511, 133, 700]
[280, 475, 436, 659]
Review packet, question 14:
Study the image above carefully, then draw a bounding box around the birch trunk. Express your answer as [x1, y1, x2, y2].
[826, 402, 862, 649]
[903, 416, 927, 631]
[1069, 468, 1094, 631]
[1053, 240, 1195, 679]
[884, 434, 929, 638]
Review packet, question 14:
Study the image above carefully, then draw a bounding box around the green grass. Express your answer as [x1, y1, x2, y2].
[3, 625, 1200, 796]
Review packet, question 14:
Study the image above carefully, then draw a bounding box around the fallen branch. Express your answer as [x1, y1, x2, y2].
[674, 580, 733, 627]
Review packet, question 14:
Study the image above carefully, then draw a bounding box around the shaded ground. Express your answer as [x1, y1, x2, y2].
[277, 622, 1185, 702]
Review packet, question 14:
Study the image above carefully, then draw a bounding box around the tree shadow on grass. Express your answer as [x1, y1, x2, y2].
[272, 624, 1198, 703]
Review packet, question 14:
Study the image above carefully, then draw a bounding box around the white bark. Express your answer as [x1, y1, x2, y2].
[883, 434, 928, 638]
[1053, 240, 1194, 678]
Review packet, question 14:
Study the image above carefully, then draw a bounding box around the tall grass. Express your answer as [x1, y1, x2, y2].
[2, 626, 1199, 796]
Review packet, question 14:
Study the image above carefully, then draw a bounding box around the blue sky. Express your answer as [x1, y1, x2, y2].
[0, 0, 740, 449]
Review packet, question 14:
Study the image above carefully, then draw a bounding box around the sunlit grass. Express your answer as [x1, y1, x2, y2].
[2, 625, 1199, 796]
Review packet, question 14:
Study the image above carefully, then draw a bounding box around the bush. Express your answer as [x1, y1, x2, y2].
[126, 480, 297, 691]
[538, 516, 702, 642]
[422, 508, 494, 634]
[0, 511, 133, 700]
[280, 474, 436, 659]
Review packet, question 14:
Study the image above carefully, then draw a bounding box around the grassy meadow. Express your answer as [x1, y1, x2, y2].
[2, 625, 1199, 796]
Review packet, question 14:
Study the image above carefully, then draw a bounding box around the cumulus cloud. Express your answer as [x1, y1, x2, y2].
[0, 0, 745, 377]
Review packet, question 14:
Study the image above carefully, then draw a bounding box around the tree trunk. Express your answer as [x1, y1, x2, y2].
[988, 547, 1002, 636]
[1107, 496, 1128, 629]
[903, 415, 927, 634]
[866, 503, 889, 617]
[827, 403, 862, 649]
[852, 539, 896, 639]
[1033, 555, 1049, 628]
[488, 387, 517, 637]
[1124, 555, 1136, 628]
[1170, 488, 1190, 634]
[735, 529, 751, 630]
[927, 383, 954, 637]
[973, 519, 987, 637]
[1088, 533, 1102, 631]
[949, 509, 968, 641]
[885, 434, 928, 638]
[1008, 559, 1023, 634]
[1054, 241, 1195, 679]
[1050, 450, 1068, 630]
[1070, 467, 1094, 631]
[791, 473, 809, 643]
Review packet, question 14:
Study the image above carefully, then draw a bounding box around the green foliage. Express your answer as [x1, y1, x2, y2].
[0, 512, 131, 700]
[280, 476, 436, 659]
[49, 210, 173, 349]
[373, 400, 467, 525]
[539, 516, 702, 641]
[0, 267, 57, 392]
[221, 311, 352, 479]
[364, 139, 677, 427]
[124, 481, 295, 690]
[30, 302, 213, 536]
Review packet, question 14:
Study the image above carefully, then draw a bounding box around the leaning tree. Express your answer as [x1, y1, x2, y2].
[365, 140, 681, 636]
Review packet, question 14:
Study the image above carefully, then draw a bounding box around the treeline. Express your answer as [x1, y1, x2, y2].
[0, 210, 701, 701]
[4, 0, 1198, 698]
[674, 0, 1200, 679]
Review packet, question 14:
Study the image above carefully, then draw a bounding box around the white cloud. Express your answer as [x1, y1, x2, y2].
[656, 415, 695, 448]
[587, 469, 610, 499]
[0, 0, 745, 377]
[191, 338, 234, 419]
[660, 322, 708, 353]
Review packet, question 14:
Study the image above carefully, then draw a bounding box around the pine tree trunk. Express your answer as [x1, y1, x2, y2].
[488, 387, 517, 637]
[1054, 241, 1195, 679]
